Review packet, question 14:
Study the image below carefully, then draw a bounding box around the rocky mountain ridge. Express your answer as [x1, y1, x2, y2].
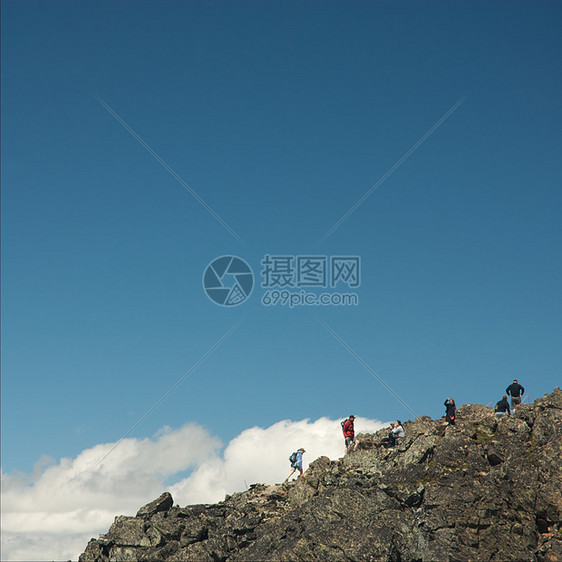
[80, 389, 562, 561]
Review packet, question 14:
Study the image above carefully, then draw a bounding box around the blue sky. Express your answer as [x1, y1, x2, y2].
[2, 1, 561, 477]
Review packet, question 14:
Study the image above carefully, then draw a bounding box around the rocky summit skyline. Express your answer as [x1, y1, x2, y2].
[80, 389, 562, 561]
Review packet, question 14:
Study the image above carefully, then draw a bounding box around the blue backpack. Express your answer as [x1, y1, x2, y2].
[289, 452, 297, 463]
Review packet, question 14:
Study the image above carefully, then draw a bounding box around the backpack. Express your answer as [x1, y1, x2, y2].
[289, 452, 297, 463]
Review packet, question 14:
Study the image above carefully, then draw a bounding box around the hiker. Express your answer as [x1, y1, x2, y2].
[284, 448, 305, 482]
[495, 395, 511, 417]
[341, 415, 355, 452]
[444, 398, 456, 425]
[506, 380, 525, 410]
[376, 421, 405, 449]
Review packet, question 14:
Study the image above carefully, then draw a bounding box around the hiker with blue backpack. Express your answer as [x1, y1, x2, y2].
[284, 448, 305, 482]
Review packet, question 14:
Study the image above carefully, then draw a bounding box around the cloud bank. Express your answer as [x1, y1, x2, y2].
[1, 416, 385, 561]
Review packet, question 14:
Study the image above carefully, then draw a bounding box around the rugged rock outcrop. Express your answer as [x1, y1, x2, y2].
[80, 389, 562, 561]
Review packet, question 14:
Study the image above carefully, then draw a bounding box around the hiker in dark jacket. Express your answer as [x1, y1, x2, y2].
[342, 416, 355, 451]
[506, 380, 525, 410]
[444, 398, 456, 425]
[495, 396, 511, 417]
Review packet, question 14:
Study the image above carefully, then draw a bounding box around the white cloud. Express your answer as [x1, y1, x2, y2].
[1, 416, 384, 561]
[170, 416, 385, 504]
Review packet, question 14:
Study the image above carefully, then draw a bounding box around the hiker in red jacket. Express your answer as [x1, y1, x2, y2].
[342, 415, 355, 451]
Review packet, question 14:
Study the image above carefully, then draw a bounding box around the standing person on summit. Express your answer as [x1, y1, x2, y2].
[342, 415, 355, 452]
[506, 380, 525, 411]
[444, 398, 456, 425]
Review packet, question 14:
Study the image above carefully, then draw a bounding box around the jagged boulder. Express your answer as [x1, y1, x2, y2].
[136, 492, 174, 518]
[80, 388, 562, 561]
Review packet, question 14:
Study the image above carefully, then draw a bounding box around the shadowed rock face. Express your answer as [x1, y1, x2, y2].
[80, 389, 562, 562]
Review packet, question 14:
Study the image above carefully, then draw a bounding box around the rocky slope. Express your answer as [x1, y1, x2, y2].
[80, 389, 562, 561]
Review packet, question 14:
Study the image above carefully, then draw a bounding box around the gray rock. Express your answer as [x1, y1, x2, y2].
[136, 492, 174, 518]
[80, 388, 562, 562]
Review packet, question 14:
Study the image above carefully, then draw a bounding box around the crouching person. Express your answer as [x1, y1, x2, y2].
[495, 396, 511, 417]
[376, 421, 405, 449]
